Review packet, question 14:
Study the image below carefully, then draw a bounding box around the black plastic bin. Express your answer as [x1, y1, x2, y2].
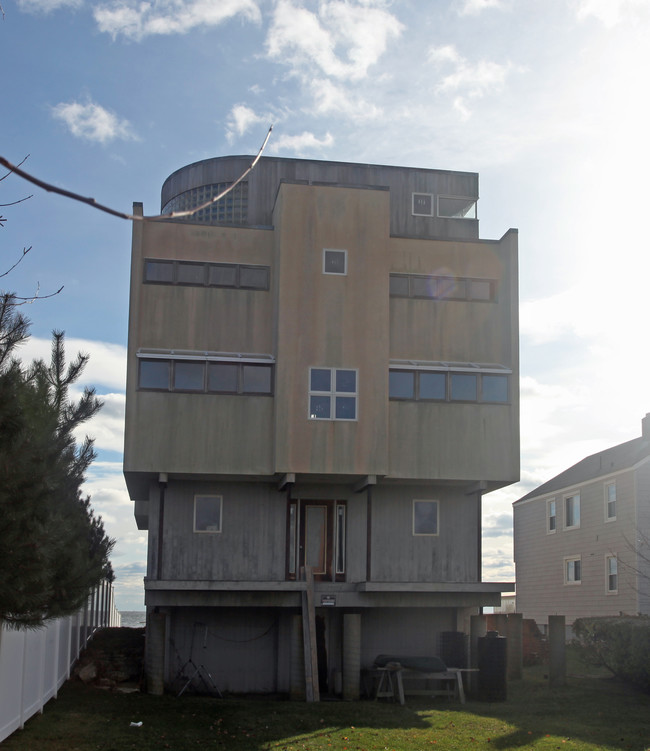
[439, 631, 468, 669]
[478, 631, 507, 701]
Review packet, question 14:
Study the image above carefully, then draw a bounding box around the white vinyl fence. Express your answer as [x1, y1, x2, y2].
[0, 580, 120, 744]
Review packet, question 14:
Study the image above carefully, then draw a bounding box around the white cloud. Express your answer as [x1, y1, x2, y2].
[226, 104, 269, 143]
[575, 0, 649, 27]
[428, 44, 515, 99]
[17, 0, 81, 11]
[94, 0, 261, 41]
[51, 100, 137, 143]
[459, 0, 506, 15]
[266, 0, 403, 82]
[309, 78, 382, 121]
[269, 130, 334, 155]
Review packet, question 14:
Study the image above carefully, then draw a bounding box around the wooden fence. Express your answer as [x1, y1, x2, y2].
[0, 580, 120, 744]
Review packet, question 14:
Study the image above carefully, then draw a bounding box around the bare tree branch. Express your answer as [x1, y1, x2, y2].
[0, 155, 29, 182]
[0, 125, 273, 223]
[11, 283, 64, 305]
[0, 246, 32, 279]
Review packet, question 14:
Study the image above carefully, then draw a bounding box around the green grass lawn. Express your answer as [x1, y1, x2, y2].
[4, 658, 650, 751]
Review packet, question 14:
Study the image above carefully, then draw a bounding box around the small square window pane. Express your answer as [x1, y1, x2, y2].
[310, 395, 331, 419]
[207, 362, 239, 392]
[335, 396, 356, 419]
[414, 500, 438, 535]
[174, 361, 205, 391]
[420, 372, 446, 400]
[194, 495, 221, 533]
[139, 360, 170, 389]
[324, 249, 347, 275]
[482, 375, 508, 403]
[240, 266, 269, 289]
[177, 263, 206, 285]
[310, 368, 331, 392]
[242, 364, 272, 393]
[470, 280, 492, 301]
[450, 373, 477, 401]
[411, 276, 436, 298]
[209, 264, 238, 287]
[389, 371, 415, 399]
[412, 193, 433, 216]
[144, 260, 174, 283]
[389, 274, 410, 297]
[336, 369, 356, 393]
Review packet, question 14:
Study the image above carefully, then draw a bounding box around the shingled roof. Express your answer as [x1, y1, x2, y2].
[515, 417, 650, 504]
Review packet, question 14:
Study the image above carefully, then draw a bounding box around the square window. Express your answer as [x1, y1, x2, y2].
[605, 482, 616, 521]
[310, 395, 331, 419]
[482, 374, 508, 403]
[389, 274, 410, 297]
[469, 279, 493, 301]
[450, 373, 477, 401]
[207, 362, 239, 393]
[242, 364, 272, 394]
[411, 275, 436, 298]
[194, 495, 222, 533]
[412, 193, 434, 216]
[336, 369, 356, 393]
[139, 359, 170, 389]
[565, 494, 580, 529]
[565, 556, 581, 584]
[389, 370, 415, 399]
[240, 266, 269, 289]
[335, 396, 356, 419]
[309, 367, 357, 420]
[174, 361, 205, 391]
[209, 264, 238, 287]
[323, 249, 347, 275]
[177, 262, 207, 285]
[419, 371, 446, 400]
[413, 500, 439, 535]
[144, 260, 174, 283]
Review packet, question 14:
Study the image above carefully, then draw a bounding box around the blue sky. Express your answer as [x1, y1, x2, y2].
[2, 0, 649, 610]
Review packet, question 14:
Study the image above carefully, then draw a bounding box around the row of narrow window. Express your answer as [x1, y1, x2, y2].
[138, 360, 510, 409]
[547, 482, 616, 533]
[564, 554, 618, 592]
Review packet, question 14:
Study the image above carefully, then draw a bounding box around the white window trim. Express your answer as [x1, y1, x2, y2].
[308, 367, 358, 421]
[412, 499, 439, 536]
[193, 494, 222, 534]
[564, 493, 580, 530]
[546, 498, 557, 535]
[564, 555, 582, 585]
[606, 554, 618, 594]
[322, 248, 348, 276]
[604, 481, 617, 522]
[412, 192, 434, 217]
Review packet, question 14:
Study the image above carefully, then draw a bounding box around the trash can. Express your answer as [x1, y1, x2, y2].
[478, 631, 507, 701]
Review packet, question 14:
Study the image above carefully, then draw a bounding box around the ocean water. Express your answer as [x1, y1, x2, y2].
[120, 611, 146, 628]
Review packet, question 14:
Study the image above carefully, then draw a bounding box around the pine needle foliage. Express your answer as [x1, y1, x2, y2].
[0, 294, 114, 628]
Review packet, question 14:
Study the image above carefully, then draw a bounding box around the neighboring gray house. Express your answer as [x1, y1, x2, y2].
[123, 155, 519, 696]
[513, 415, 650, 628]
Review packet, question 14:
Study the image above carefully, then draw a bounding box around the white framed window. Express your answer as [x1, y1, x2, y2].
[606, 555, 618, 593]
[309, 368, 357, 420]
[605, 481, 617, 521]
[413, 500, 439, 536]
[437, 195, 477, 219]
[564, 493, 580, 529]
[564, 555, 581, 585]
[547, 499, 557, 534]
[412, 192, 434, 216]
[194, 495, 222, 533]
[323, 249, 347, 275]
